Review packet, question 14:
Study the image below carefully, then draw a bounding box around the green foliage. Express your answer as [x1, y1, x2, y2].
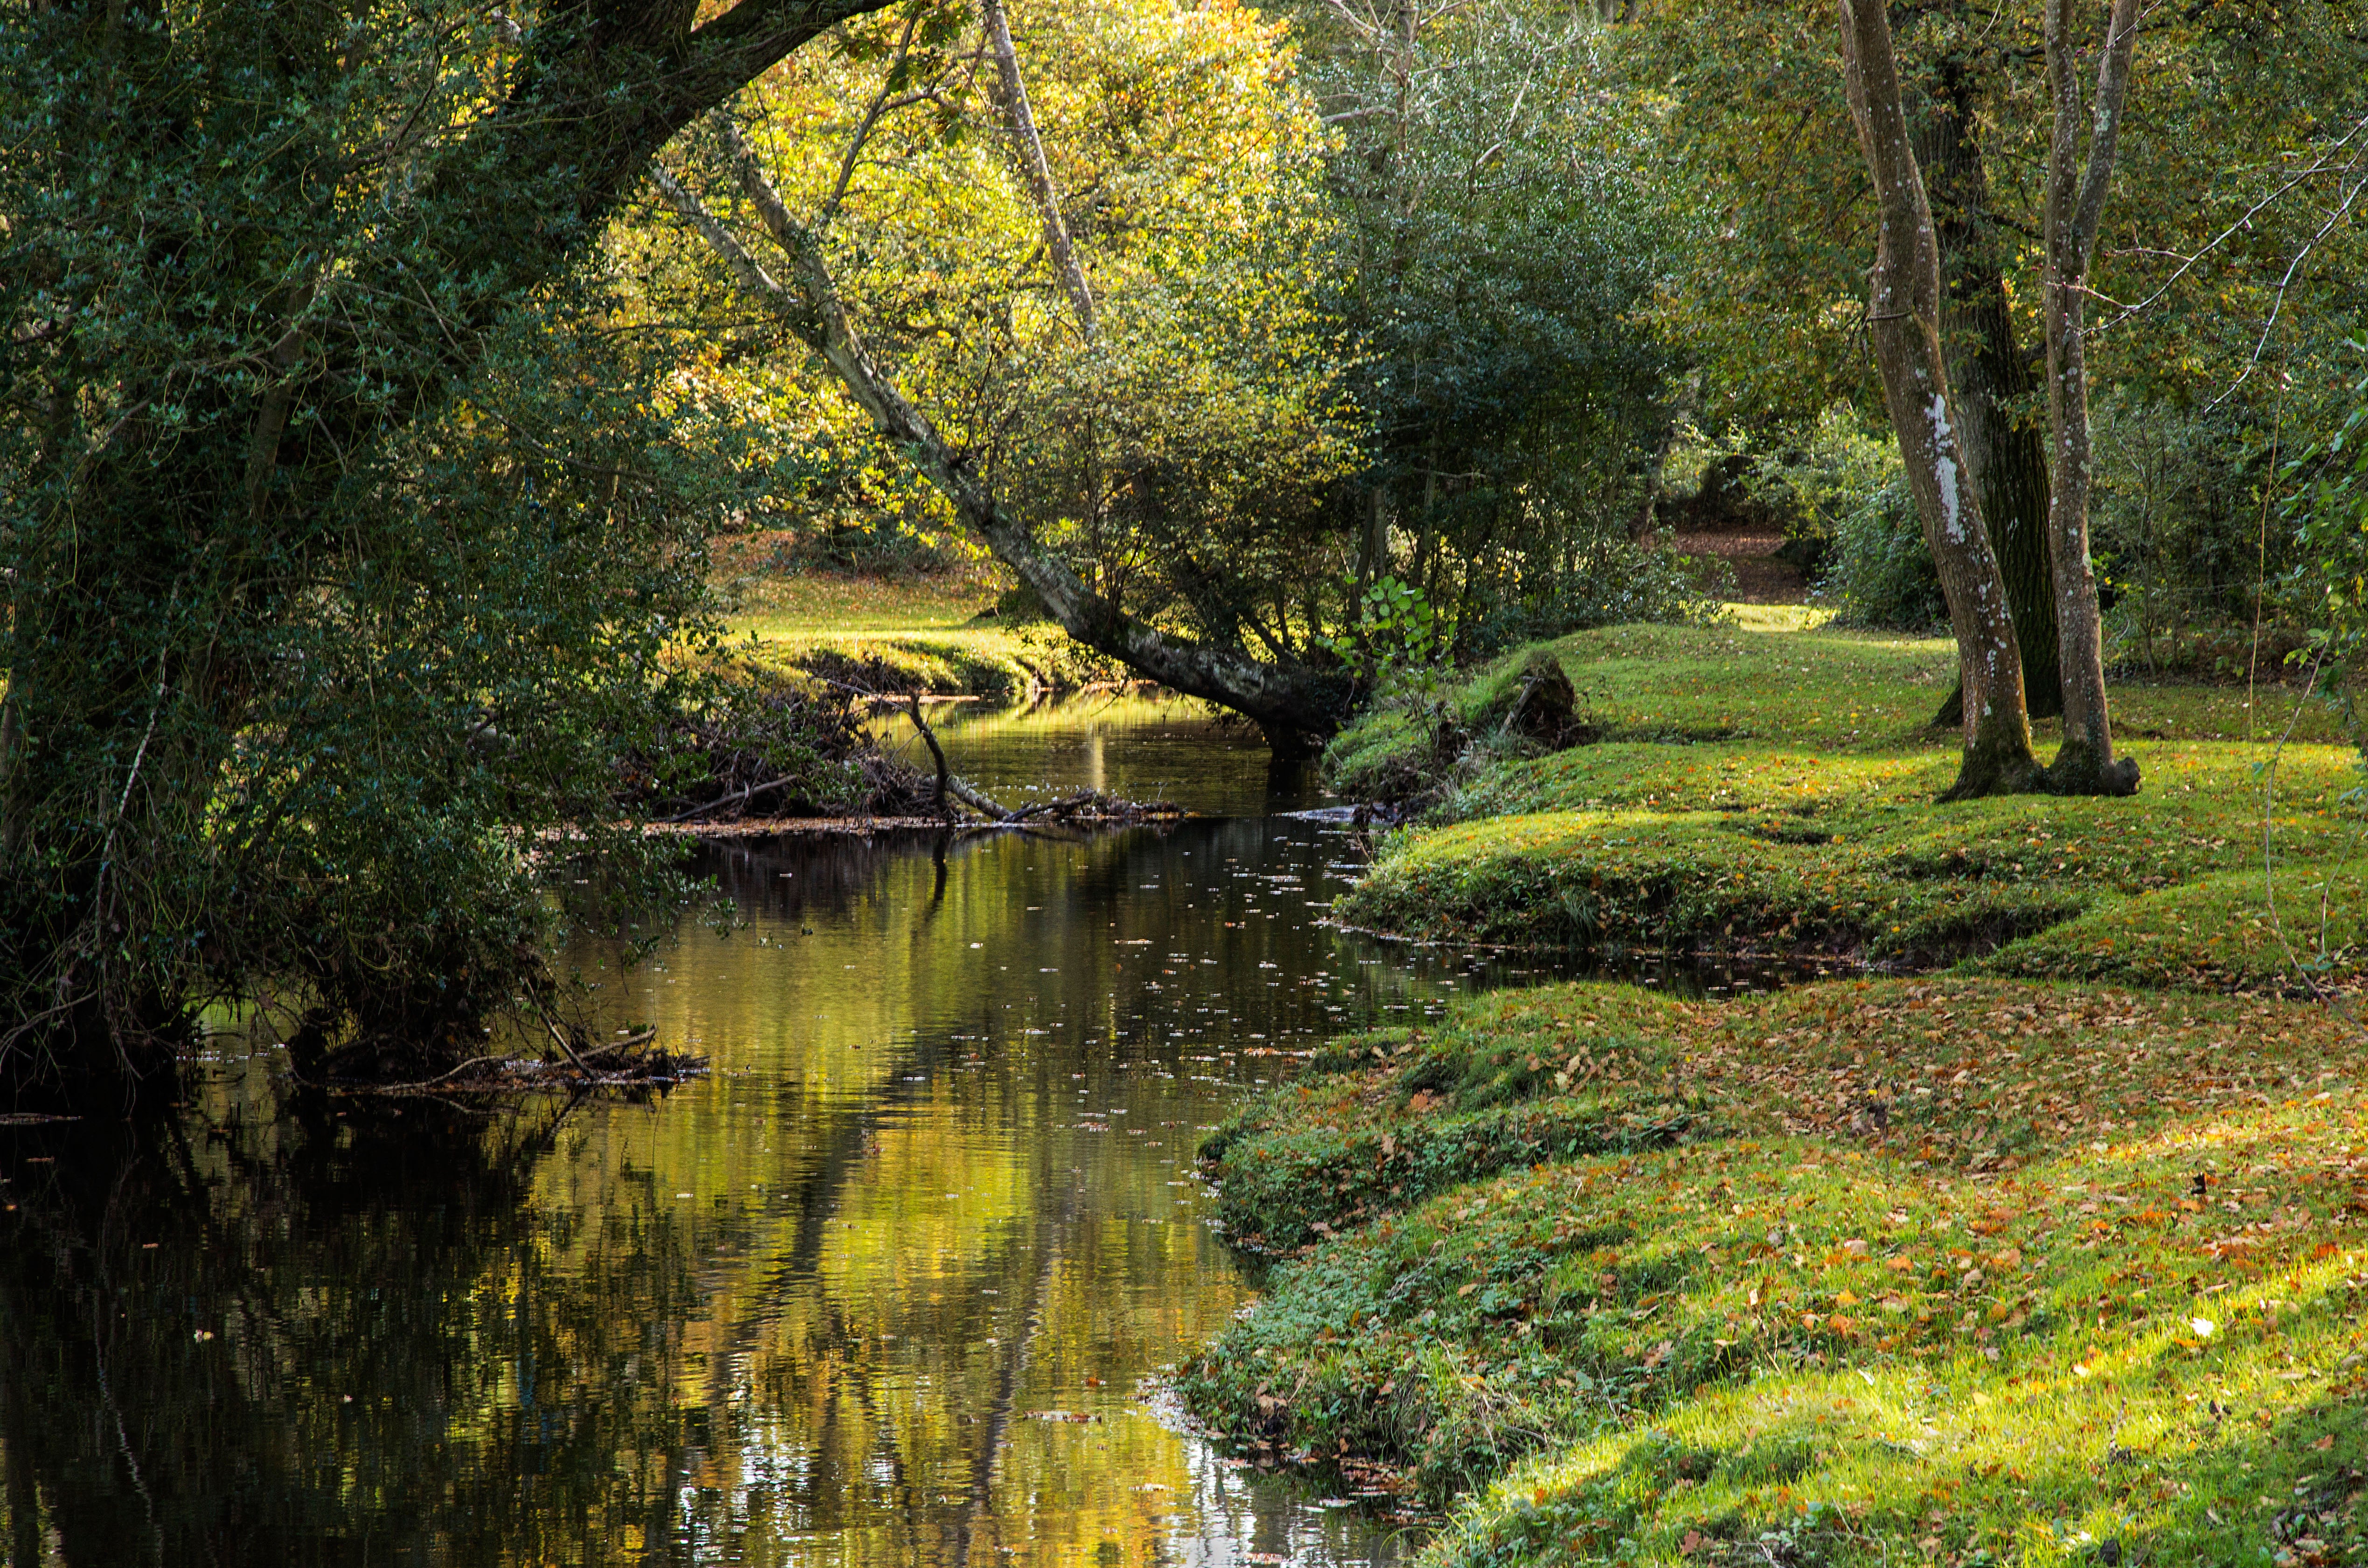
[2287, 360, 2368, 692]
[2092, 392, 2289, 676]
[1815, 477, 1946, 634]
[1299, 0, 1688, 642]
[1329, 577, 1447, 680]
[1742, 406, 1943, 633]
[0, 2, 770, 1069]
[650, 0, 1365, 659]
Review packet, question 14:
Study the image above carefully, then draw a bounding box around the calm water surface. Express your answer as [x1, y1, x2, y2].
[0, 696, 1671, 1567]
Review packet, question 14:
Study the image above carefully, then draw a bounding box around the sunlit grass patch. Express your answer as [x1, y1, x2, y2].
[719, 572, 1121, 695]
[1341, 737, 2368, 991]
[1182, 977, 2368, 1566]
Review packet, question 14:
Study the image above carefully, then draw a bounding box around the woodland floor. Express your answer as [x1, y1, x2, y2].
[1668, 523, 1807, 606]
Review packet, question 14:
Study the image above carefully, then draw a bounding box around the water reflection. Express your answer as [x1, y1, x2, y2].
[0, 655, 1837, 1568]
[870, 693, 1314, 818]
[4, 812, 1502, 1567]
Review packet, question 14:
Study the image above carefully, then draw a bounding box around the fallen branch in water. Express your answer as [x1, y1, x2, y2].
[308, 1026, 695, 1096]
[657, 774, 799, 824]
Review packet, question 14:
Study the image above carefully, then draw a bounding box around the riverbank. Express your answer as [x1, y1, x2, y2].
[1173, 614, 2368, 1564]
[1329, 614, 2364, 993]
[722, 569, 1123, 697]
[1180, 974, 2368, 1565]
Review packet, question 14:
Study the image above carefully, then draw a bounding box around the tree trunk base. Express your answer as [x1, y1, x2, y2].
[2044, 745, 2140, 797]
[1937, 743, 2047, 802]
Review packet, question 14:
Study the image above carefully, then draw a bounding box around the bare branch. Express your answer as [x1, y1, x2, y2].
[821, 8, 924, 222]
[2093, 112, 2368, 336]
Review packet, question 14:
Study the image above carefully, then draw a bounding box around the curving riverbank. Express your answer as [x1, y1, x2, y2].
[1180, 975, 2368, 1565]
[1326, 617, 2368, 994]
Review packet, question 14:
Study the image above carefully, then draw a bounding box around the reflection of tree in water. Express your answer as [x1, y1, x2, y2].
[0, 1090, 713, 1565]
[0, 1042, 1174, 1565]
[1, 817, 1434, 1565]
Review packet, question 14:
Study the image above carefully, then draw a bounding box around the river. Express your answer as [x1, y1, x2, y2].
[0, 695, 1725, 1567]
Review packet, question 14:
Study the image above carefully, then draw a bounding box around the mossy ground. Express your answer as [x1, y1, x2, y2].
[1186, 615, 2368, 1565]
[1180, 978, 2368, 1567]
[1331, 617, 2366, 993]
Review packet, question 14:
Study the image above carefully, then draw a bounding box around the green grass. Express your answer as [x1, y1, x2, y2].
[1330, 620, 2368, 993]
[1188, 617, 2368, 1563]
[1179, 978, 2368, 1566]
[720, 571, 1122, 696]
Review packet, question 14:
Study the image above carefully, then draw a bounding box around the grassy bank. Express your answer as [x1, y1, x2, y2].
[1174, 614, 2368, 1564]
[1180, 978, 2368, 1566]
[722, 570, 1121, 697]
[1329, 617, 2365, 993]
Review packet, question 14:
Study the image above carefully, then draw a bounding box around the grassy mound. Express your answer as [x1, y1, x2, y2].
[1179, 978, 2368, 1565]
[1330, 617, 2366, 992]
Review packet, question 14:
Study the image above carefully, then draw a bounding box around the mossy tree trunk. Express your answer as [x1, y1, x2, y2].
[1913, 56, 2063, 725]
[1836, 0, 2043, 799]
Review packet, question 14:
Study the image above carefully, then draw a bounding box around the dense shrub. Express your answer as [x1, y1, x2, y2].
[2092, 393, 2286, 674]
[1813, 474, 1945, 631]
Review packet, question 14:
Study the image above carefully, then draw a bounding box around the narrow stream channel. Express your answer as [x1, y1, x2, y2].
[0, 695, 1761, 1565]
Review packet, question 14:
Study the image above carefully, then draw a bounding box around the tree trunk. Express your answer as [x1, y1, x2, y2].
[655, 132, 1350, 751]
[4, 0, 902, 1082]
[2038, 0, 2143, 795]
[982, 0, 1097, 337]
[1836, 0, 2042, 799]
[1913, 60, 2062, 723]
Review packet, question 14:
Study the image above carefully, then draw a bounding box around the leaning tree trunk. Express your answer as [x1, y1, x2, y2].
[1836, 0, 2043, 799]
[982, 0, 1097, 338]
[1914, 57, 2062, 724]
[2038, 0, 2143, 796]
[654, 128, 1350, 751]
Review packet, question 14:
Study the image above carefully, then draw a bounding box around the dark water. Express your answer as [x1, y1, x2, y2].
[0, 697, 1743, 1567]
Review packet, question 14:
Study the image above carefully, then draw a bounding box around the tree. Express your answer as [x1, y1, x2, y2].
[0, 0, 897, 1091]
[1834, 0, 2145, 798]
[1836, 0, 2045, 798]
[652, 0, 1366, 751]
[1917, 52, 2062, 724]
[2036, 0, 2143, 794]
[1287, 0, 1694, 649]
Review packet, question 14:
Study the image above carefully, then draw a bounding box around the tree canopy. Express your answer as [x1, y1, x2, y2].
[5, 0, 2364, 1090]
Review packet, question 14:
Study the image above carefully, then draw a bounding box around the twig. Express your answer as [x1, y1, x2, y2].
[2260, 645, 2329, 1000]
[657, 773, 798, 824]
[330, 1053, 515, 1094]
[821, 9, 925, 223]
